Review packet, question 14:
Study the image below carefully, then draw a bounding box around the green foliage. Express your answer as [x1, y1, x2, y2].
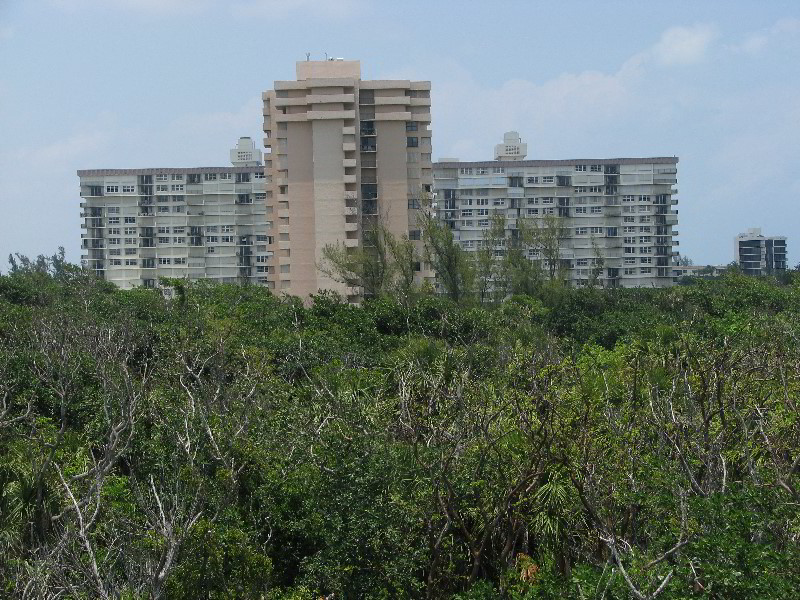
[0, 268, 798, 598]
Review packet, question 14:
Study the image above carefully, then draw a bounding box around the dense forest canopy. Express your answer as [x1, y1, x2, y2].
[0, 261, 798, 598]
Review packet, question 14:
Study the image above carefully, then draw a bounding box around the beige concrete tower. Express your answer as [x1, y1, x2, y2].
[262, 59, 432, 300]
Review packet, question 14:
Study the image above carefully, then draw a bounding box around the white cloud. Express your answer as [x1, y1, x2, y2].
[650, 24, 718, 66]
[730, 17, 800, 55]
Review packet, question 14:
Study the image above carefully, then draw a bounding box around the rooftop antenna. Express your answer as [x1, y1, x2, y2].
[306, 52, 310, 61]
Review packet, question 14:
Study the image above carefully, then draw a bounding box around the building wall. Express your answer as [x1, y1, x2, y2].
[78, 165, 269, 290]
[263, 60, 433, 301]
[433, 157, 679, 289]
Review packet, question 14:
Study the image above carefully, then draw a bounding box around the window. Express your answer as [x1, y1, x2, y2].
[220, 173, 231, 180]
[405, 122, 418, 132]
[527, 176, 539, 184]
[476, 198, 488, 206]
[407, 137, 419, 147]
[157, 195, 169, 203]
[109, 248, 121, 256]
[173, 227, 185, 233]
[638, 205, 651, 213]
[125, 259, 137, 266]
[575, 227, 587, 235]
[106, 185, 119, 193]
[110, 259, 122, 266]
[156, 174, 168, 181]
[623, 216, 635, 223]
[459, 168, 473, 175]
[575, 165, 587, 172]
[108, 227, 120, 235]
[640, 257, 652, 264]
[576, 258, 588, 266]
[171, 174, 183, 181]
[124, 217, 136, 224]
[590, 206, 602, 214]
[624, 247, 635, 254]
[204, 173, 217, 181]
[409, 229, 421, 240]
[124, 248, 136, 255]
[624, 257, 636, 265]
[638, 195, 650, 202]
[640, 267, 652, 274]
[527, 208, 539, 216]
[159, 257, 171, 265]
[590, 165, 602, 172]
[122, 185, 135, 193]
[207, 246, 215, 253]
[541, 197, 554, 205]
[174, 257, 186, 265]
[624, 237, 636, 244]
[476, 208, 488, 216]
[158, 237, 170, 244]
[207, 236, 218, 243]
[173, 205, 185, 213]
[639, 216, 651, 223]
[124, 237, 136, 245]
[623, 195, 635, 202]
[108, 217, 120, 224]
[171, 184, 184, 192]
[493, 167, 505, 174]
[639, 236, 651, 243]
[493, 199, 504, 206]
[221, 235, 234, 243]
[624, 268, 636, 275]
[206, 225, 218, 232]
[574, 186, 587, 193]
[542, 176, 554, 184]
[108, 238, 120, 245]
[124, 227, 136, 235]
[158, 206, 169, 213]
[640, 247, 652, 254]
[588, 186, 602, 193]
[590, 227, 603, 234]
[574, 207, 587, 214]
[158, 226, 169, 234]
[477, 219, 489, 227]
[173, 237, 185, 244]
[475, 167, 487, 175]
[156, 184, 168, 192]
[172, 195, 184, 203]
[639, 226, 651, 233]
[221, 225, 233, 233]
[624, 226, 636, 233]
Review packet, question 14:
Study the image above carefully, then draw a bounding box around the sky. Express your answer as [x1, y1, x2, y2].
[1, 0, 799, 268]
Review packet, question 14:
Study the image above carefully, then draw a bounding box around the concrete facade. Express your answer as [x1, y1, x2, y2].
[734, 228, 788, 275]
[434, 133, 680, 288]
[262, 60, 433, 300]
[78, 138, 270, 290]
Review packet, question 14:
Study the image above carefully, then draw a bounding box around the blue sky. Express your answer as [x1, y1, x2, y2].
[1, 0, 799, 268]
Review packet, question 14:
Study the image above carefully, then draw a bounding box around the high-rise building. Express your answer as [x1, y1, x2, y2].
[734, 228, 787, 275]
[78, 138, 270, 289]
[433, 133, 679, 288]
[262, 59, 433, 300]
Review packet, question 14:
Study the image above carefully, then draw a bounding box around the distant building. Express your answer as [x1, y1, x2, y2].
[78, 138, 269, 289]
[734, 228, 787, 276]
[262, 59, 433, 300]
[433, 132, 680, 288]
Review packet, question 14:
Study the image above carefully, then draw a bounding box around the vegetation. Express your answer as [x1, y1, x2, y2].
[0, 258, 798, 598]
